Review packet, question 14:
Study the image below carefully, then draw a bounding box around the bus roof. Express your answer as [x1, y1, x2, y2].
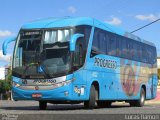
[21, 17, 155, 47]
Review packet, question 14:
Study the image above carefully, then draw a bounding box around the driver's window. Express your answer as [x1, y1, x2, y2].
[74, 38, 83, 67]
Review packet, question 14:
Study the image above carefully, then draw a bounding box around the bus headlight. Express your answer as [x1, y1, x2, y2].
[12, 82, 20, 87]
[52, 79, 74, 88]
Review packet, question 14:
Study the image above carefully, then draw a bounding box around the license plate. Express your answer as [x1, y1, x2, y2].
[32, 93, 42, 98]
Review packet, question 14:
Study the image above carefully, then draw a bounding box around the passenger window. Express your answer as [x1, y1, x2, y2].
[91, 28, 107, 57]
[74, 38, 83, 67]
[148, 46, 156, 64]
[91, 29, 100, 57]
[128, 41, 133, 59]
[99, 32, 107, 54]
[152, 47, 157, 64]
[142, 45, 147, 63]
[92, 29, 100, 51]
[121, 39, 127, 58]
[116, 36, 121, 57]
[137, 44, 142, 61]
[132, 42, 138, 61]
[108, 34, 116, 56]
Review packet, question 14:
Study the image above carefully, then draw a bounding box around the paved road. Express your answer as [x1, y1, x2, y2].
[1, 101, 160, 120]
[1, 90, 160, 120]
[0, 100, 160, 114]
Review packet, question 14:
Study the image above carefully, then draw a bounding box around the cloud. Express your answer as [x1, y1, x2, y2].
[0, 30, 12, 37]
[0, 50, 11, 62]
[135, 14, 160, 21]
[105, 17, 122, 25]
[67, 6, 77, 14]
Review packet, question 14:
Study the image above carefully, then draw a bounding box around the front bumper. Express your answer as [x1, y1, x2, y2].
[12, 83, 72, 101]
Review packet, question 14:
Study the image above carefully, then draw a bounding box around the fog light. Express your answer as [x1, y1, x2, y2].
[12, 82, 20, 87]
[15, 84, 20, 87]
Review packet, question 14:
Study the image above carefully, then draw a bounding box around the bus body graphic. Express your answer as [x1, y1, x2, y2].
[121, 64, 136, 96]
[2, 17, 158, 109]
[120, 59, 157, 97]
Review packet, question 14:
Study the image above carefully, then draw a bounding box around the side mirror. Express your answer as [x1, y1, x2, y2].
[2, 36, 16, 55]
[70, 33, 84, 51]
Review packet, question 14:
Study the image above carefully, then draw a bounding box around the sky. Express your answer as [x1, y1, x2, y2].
[0, 0, 160, 67]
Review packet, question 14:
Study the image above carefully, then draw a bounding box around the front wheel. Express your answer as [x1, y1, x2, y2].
[84, 85, 96, 109]
[39, 101, 47, 110]
[97, 101, 112, 108]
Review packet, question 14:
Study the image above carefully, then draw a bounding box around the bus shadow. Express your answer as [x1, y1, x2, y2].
[1, 104, 131, 111]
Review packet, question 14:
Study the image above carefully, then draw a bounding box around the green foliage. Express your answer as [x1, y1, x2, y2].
[0, 80, 5, 93]
[0, 67, 12, 93]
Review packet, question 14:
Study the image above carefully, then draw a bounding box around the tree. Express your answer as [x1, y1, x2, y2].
[0, 66, 12, 99]
[5, 66, 12, 91]
[0, 80, 5, 93]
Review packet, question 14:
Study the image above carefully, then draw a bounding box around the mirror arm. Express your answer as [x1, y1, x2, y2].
[70, 33, 84, 51]
[2, 37, 16, 55]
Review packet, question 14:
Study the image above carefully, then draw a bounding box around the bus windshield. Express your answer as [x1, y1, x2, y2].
[12, 29, 73, 78]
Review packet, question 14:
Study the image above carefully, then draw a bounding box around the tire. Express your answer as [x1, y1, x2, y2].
[97, 101, 112, 108]
[130, 88, 145, 107]
[39, 101, 47, 110]
[129, 101, 136, 107]
[84, 85, 96, 109]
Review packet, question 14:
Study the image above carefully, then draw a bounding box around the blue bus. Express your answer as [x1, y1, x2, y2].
[2, 17, 158, 109]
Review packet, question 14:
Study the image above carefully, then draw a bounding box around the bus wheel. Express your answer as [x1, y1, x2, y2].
[39, 101, 47, 110]
[130, 88, 145, 107]
[97, 101, 112, 108]
[129, 101, 136, 107]
[84, 85, 96, 109]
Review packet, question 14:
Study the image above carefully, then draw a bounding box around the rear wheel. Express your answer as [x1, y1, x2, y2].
[84, 85, 96, 109]
[39, 101, 47, 110]
[130, 88, 145, 107]
[97, 101, 112, 108]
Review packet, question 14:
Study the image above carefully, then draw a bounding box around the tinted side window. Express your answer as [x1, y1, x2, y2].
[92, 28, 100, 52]
[132, 42, 138, 61]
[91, 27, 157, 64]
[142, 45, 147, 63]
[99, 32, 107, 54]
[74, 25, 92, 67]
[121, 39, 127, 58]
[116, 36, 121, 57]
[152, 47, 157, 64]
[74, 25, 91, 48]
[84, 26, 92, 47]
[137, 44, 142, 61]
[91, 28, 108, 57]
[148, 46, 157, 64]
[128, 40, 133, 59]
[108, 33, 116, 56]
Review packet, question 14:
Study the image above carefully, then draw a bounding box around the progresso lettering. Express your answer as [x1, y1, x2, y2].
[94, 57, 117, 69]
[33, 79, 56, 84]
